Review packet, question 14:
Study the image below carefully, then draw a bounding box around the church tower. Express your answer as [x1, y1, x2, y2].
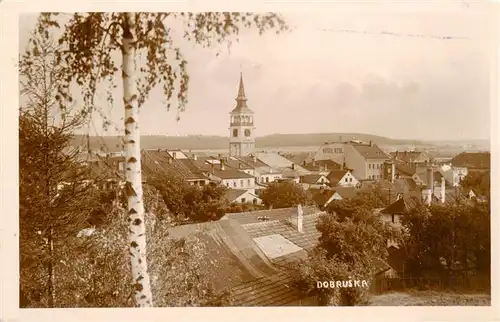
[229, 73, 255, 157]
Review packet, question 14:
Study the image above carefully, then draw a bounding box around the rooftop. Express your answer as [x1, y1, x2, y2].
[351, 143, 390, 160]
[326, 169, 349, 183]
[450, 152, 490, 170]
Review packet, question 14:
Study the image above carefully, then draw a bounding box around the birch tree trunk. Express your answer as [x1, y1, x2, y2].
[122, 12, 154, 307]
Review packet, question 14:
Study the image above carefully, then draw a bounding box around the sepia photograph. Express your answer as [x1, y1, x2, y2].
[1, 0, 499, 321]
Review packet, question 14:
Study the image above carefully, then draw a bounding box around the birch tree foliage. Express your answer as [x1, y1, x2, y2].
[33, 11, 289, 307]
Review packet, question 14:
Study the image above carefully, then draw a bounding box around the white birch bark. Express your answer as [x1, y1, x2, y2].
[122, 12, 154, 307]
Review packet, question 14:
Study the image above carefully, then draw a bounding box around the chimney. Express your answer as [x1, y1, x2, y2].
[291, 164, 295, 170]
[238, 163, 242, 169]
[391, 162, 396, 183]
[252, 155, 257, 163]
[312, 159, 316, 167]
[220, 159, 225, 171]
[303, 160, 306, 166]
[441, 177, 446, 204]
[426, 167, 434, 192]
[290, 204, 303, 233]
[193, 154, 198, 161]
[369, 140, 373, 147]
[211, 163, 214, 174]
[404, 151, 408, 156]
[218, 153, 221, 158]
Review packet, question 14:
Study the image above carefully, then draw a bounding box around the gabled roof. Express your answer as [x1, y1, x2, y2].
[222, 206, 323, 225]
[238, 156, 272, 169]
[211, 168, 255, 179]
[281, 152, 315, 166]
[351, 143, 389, 160]
[300, 174, 328, 184]
[381, 196, 420, 214]
[225, 189, 257, 203]
[302, 159, 345, 172]
[222, 157, 254, 170]
[311, 189, 336, 207]
[141, 150, 208, 181]
[395, 163, 418, 176]
[254, 153, 311, 176]
[331, 186, 357, 199]
[326, 170, 349, 183]
[166, 219, 278, 292]
[390, 151, 428, 163]
[450, 152, 490, 170]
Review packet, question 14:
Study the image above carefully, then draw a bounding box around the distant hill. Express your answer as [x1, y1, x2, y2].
[71, 133, 431, 152]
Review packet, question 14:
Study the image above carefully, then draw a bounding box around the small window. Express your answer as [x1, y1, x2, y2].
[247, 179, 251, 186]
[226, 182, 229, 187]
[233, 181, 237, 188]
[241, 198, 246, 203]
[349, 177, 352, 182]
[244, 129, 251, 137]
[391, 214, 395, 223]
[233, 129, 238, 137]
[345, 177, 348, 182]
[253, 198, 257, 205]
[369, 164, 372, 169]
[240, 180, 244, 187]
[266, 177, 269, 183]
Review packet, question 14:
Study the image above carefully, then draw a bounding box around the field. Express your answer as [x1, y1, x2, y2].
[369, 291, 491, 306]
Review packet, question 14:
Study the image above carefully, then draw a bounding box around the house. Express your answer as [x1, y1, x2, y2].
[141, 149, 210, 186]
[450, 152, 490, 172]
[312, 140, 390, 181]
[389, 150, 431, 165]
[311, 189, 337, 208]
[221, 156, 256, 177]
[379, 195, 421, 225]
[222, 205, 395, 304]
[440, 164, 468, 187]
[326, 169, 358, 187]
[330, 186, 358, 200]
[208, 161, 256, 192]
[254, 152, 311, 180]
[239, 155, 283, 185]
[299, 174, 330, 189]
[225, 189, 262, 205]
[301, 159, 345, 175]
[281, 152, 315, 166]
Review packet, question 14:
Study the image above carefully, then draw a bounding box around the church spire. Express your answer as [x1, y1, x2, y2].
[236, 72, 247, 101]
[231, 72, 253, 114]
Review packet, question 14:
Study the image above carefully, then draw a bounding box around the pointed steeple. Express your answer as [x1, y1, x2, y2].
[236, 72, 247, 101]
[231, 72, 253, 114]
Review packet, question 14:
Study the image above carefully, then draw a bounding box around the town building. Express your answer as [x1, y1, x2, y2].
[229, 73, 255, 157]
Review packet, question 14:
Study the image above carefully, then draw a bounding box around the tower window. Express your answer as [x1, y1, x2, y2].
[233, 129, 238, 137]
[244, 129, 251, 137]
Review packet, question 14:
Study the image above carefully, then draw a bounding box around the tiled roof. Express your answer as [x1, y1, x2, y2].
[331, 186, 357, 199]
[141, 150, 207, 181]
[222, 157, 254, 170]
[237, 156, 271, 169]
[351, 143, 389, 160]
[300, 174, 326, 184]
[242, 212, 324, 251]
[225, 189, 249, 202]
[326, 170, 349, 183]
[381, 196, 420, 214]
[254, 152, 310, 176]
[395, 163, 418, 176]
[390, 151, 427, 163]
[211, 168, 255, 179]
[303, 159, 344, 172]
[278, 167, 301, 179]
[230, 271, 303, 306]
[166, 219, 279, 291]
[450, 152, 490, 170]
[311, 189, 336, 207]
[222, 206, 323, 225]
[281, 152, 315, 166]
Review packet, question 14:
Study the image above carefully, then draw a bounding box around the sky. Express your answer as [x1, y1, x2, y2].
[18, 3, 494, 141]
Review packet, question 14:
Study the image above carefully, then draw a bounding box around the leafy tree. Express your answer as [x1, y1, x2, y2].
[460, 171, 490, 198]
[260, 181, 313, 209]
[401, 202, 490, 283]
[19, 32, 104, 307]
[294, 199, 401, 305]
[35, 11, 289, 306]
